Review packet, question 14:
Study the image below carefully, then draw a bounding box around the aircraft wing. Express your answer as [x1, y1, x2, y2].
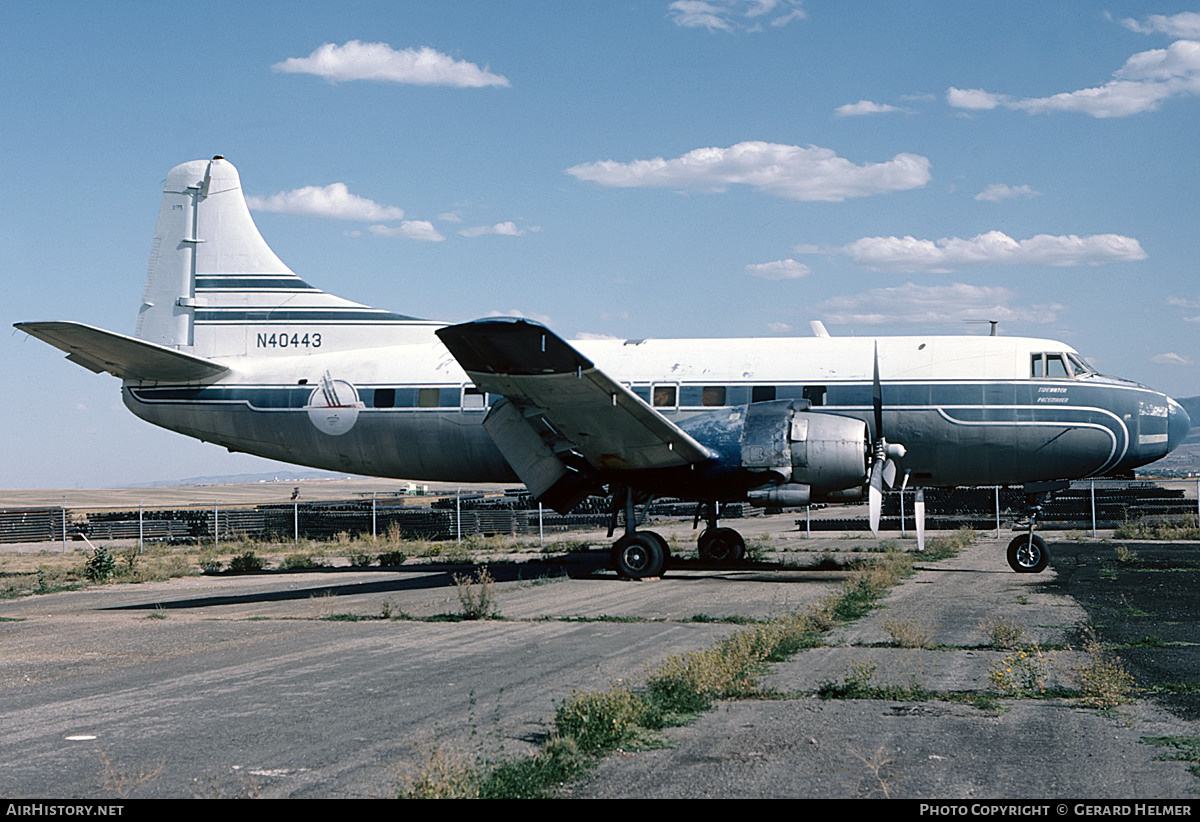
[436, 318, 711, 510]
[14, 321, 229, 382]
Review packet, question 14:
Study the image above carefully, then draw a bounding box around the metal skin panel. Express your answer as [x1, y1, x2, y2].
[16, 157, 1191, 510]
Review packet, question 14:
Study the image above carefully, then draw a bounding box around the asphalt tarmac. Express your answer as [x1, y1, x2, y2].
[1, 528, 1198, 799]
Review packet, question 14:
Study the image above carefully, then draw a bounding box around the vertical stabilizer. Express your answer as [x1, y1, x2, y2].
[136, 156, 296, 350]
[135, 157, 434, 360]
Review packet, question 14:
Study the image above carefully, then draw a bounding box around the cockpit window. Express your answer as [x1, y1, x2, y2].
[1032, 352, 1094, 379]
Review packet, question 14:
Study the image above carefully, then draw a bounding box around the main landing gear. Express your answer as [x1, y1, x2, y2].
[609, 487, 669, 580]
[1005, 482, 1065, 573]
[695, 501, 745, 563]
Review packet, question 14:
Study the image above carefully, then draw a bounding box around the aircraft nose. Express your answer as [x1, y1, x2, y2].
[1167, 396, 1191, 453]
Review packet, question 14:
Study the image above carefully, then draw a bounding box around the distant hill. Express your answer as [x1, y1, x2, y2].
[1181, 396, 1199, 429]
[124, 470, 365, 488]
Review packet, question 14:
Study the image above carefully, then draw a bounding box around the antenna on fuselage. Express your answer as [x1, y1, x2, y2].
[966, 320, 1000, 336]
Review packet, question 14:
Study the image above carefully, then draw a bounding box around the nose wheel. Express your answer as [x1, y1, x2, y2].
[1007, 533, 1049, 573]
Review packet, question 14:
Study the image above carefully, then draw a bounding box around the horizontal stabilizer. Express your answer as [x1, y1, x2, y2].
[14, 321, 229, 382]
[437, 318, 712, 475]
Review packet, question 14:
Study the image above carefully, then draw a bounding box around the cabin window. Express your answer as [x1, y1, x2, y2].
[631, 385, 652, 404]
[653, 385, 677, 408]
[803, 386, 827, 406]
[373, 388, 396, 409]
[752, 385, 776, 403]
[417, 388, 441, 408]
[462, 386, 487, 410]
[702, 386, 726, 407]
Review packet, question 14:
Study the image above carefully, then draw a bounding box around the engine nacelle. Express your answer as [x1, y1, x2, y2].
[738, 400, 869, 502]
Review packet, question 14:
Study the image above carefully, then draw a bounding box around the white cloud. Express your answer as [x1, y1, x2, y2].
[814, 283, 1062, 326]
[1152, 352, 1194, 366]
[1168, 296, 1200, 323]
[273, 41, 510, 88]
[744, 258, 810, 279]
[948, 40, 1200, 118]
[835, 99, 902, 117]
[975, 184, 1040, 202]
[458, 221, 538, 237]
[667, 1, 806, 33]
[1119, 13, 1200, 38]
[247, 183, 406, 221]
[566, 141, 931, 201]
[573, 332, 623, 341]
[808, 230, 1146, 273]
[368, 221, 446, 242]
[766, 322, 793, 333]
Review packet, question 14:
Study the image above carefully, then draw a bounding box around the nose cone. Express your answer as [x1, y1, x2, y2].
[1168, 397, 1192, 453]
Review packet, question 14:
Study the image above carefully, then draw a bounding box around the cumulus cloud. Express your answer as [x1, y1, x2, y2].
[273, 41, 510, 87]
[1152, 352, 1194, 366]
[667, 0, 806, 32]
[975, 184, 1040, 202]
[247, 183, 407, 221]
[744, 258, 811, 279]
[1118, 12, 1200, 38]
[368, 221, 445, 242]
[835, 99, 902, 117]
[806, 230, 1146, 273]
[947, 39, 1200, 118]
[814, 283, 1062, 327]
[457, 221, 538, 238]
[566, 141, 931, 202]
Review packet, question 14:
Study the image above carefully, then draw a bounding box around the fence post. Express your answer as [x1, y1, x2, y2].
[538, 502, 544, 545]
[214, 499, 219, 553]
[1090, 480, 1097, 537]
[372, 492, 377, 540]
[456, 488, 461, 544]
[294, 500, 299, 546]
[61, 505, 67, 553]
[139, 501, 144, 554]
[995, 487, 1001, 539]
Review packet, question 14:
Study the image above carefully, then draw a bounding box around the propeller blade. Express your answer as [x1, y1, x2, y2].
[872, 341, 883, 440]
[915, 487, 926, 552]
[882, 459, 897, 490]
[869, 460, 884, 537]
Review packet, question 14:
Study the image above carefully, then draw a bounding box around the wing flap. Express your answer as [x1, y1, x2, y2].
[15, 321, 229, 382]
[436, 318, 711, 473]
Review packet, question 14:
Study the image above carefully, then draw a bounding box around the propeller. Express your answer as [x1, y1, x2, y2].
[869, 342, 907, 538]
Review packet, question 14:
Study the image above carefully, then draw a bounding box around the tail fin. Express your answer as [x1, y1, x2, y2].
[137, 157, 433, 359]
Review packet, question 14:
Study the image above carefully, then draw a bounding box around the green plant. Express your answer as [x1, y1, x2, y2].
[84, 547, 116, 582]
[228, 551, 264, 573]
[978, 617, 1026, 649]
[454, 567, 498, 619]
[988, 644, 1059, 697]
[347, 550, 374, 567]
[377, 549, 407, 566]
[281, 553, 325, 570]
[1075, 629, 1137, 708]
[883, 617, 934, 648]
[553, 687, 649, 753]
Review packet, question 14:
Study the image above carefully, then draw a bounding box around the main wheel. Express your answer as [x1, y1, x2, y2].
[1007, 533, 1049, 573]
[612, 532, 667, 579]
[697, 527, 745, 563]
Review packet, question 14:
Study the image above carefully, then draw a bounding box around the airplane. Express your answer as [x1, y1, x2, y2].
[15, 157, 1192, 578]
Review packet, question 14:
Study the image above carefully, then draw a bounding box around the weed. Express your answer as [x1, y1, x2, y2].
[398, 739, 482, 799]
[1075, 628, 1137, 708]
[554, 687, 651, 753]
[882, 617, 934, 648]
[1141, 736, 1200, 778]
[978, 617, 1026, 649]
[84, 547, 116, 582]
[281, 553, 326, 570]
[921, 527, 976, 561]
[988, 644, 1060, 697]
[454, 566, 498, 620]
[377, 549, 407, 566]
[145, 606, 168, 620]
[1114, 544, 1139, 564]
[95, 744, 164, 799]
[347, 549, 374, 567]
[848, 743, 893, 798]
[228, 551, 264, 573]
[1114, 516, 1200, 541]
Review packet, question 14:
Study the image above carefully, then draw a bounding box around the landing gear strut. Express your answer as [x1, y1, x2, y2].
[1006, 483, 1064, 573]
[609, 487, 668, 579]
[694, 501, 745, 563]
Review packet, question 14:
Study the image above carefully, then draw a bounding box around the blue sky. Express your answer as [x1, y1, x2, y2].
[3, 1, 1198, 488]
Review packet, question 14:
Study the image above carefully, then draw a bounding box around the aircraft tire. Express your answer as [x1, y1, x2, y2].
[1007, 533, 1049, 573]
[612, 532, 667, 579]
[698, 527, 745, 563]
